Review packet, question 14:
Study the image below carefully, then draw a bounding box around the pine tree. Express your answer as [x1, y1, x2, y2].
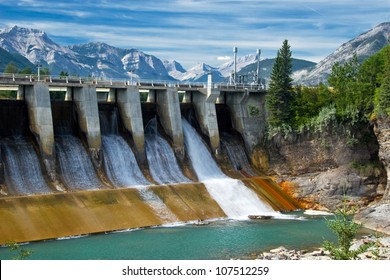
[266, 40, 293, 127]
[4, 62, 19, 74]
[378, 46, 390, 116]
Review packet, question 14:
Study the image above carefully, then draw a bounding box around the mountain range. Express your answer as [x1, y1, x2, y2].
[0, 22, 389, 84]
[297, 22, 390, 85]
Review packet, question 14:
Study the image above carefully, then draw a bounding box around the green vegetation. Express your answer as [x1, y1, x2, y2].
[376, 46, 390, 117]
[0, 47, 36, 72]
[265, 40, 293, 127]
[322, 201, 374, 260]
[266, 43, 390, 137]
[248, 104, 261, 117]
[4, 241, 33, 260]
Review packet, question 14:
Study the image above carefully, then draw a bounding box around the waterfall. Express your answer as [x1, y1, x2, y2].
[145, 118, 191, 185]
[1, 137, 52, 195]
[182, 119, 275, 218]
[221, 133, 257, 176]
[56, 135, 104, 190]
[100, 114, 178, 223]
[102, 135, 150, 187]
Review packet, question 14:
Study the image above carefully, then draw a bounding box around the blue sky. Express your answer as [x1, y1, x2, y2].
[0, 0, 389, 68]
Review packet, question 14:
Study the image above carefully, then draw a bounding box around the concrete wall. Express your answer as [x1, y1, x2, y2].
[24, 82, 57, 182]
[116, 86, 146, 162]
[192, 88, 221, 154]
[0, 148, 4, 191]
[156, 87, 184, 158]
[72, 85, 102, 168]
[225, 90, 267, 153]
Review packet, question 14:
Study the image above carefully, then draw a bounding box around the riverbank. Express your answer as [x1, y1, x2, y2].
[255, 235, 390, 260]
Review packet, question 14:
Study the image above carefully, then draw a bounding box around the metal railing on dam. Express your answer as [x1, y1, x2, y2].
[0, 73, 265, 92]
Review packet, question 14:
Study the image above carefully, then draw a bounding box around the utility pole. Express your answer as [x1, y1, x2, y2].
[233, 46, 237, 84]
[256, 49, 261, 85]
[37, 64, 42, 81]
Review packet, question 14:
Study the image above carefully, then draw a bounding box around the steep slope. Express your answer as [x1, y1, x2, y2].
[163, 60, 187, 80]
[0, 47, 36, 72]
[179, 63, 225, 83]
[0, 26, 82, 75]
[298, 22, 390, 85]
[236, 58, 316, 85]
[218, 53, 258, 77]
[0, 26, 175, 80]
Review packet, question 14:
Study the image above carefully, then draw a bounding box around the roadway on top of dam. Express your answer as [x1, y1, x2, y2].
[0, 73, 266, 93]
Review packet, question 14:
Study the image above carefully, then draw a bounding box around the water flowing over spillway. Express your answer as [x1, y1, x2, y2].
[221, 133, 257, 176]
[100, 115, 178, 223]
[182, 119, 275, 218]
[56, 135, 104, 190]
[145, 118, 191, 185]
[102, 135, 150, 187]
[1, 137, 52, 195]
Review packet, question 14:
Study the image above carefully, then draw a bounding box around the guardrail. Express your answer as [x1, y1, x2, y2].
[0, 73, 265, 90]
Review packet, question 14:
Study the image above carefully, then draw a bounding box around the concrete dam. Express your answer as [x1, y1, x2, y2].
[0, 76, 300, 243]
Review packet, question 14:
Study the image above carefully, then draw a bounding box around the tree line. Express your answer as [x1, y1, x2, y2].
[266, 40, 390, 136]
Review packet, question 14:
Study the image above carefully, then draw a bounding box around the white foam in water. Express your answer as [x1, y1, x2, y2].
[304, 210, 333, 216]
[182, 119, 276, 219]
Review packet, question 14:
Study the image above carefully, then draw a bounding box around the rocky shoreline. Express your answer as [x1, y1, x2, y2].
[254, 235, 390, 260]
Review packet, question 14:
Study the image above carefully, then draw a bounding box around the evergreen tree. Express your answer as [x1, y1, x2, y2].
[4, 62, 19, 74]
[378, 46, 390, 116]
[266, 40, 293, 127]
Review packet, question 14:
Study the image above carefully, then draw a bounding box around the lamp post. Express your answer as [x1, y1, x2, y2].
[36, 64, 42, 81]
[256, 49, 261, 85]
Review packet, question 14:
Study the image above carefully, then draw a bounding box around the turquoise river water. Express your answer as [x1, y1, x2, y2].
[0, 213, 342, 260]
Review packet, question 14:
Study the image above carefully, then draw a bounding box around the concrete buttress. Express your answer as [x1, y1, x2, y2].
[192, 87, 221, 154]
[116, 86, 146, 162]
[156, 87, 184, 158]
[225, 90, 266, 153]
[72, 85, 102, 168]
[24, 82, 57, 183]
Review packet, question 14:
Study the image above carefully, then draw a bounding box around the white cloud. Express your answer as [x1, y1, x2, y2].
[217, 56, 231, 61]
[1, 0, 389, 68]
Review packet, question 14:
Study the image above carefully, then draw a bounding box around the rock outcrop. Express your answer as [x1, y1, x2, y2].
[373, 118, 390, 199]
[259, 124, 386, 211]
[255, 236, 390, 260]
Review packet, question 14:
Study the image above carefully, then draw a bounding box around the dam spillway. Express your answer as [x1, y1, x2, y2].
[0, 79, 300, 243]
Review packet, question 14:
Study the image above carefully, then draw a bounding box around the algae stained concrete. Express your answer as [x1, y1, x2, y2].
[242, 177, 301, 211]
[0, 183, 227, 243]
[0, 189, 163, 243]
[150, 183, 226, 221]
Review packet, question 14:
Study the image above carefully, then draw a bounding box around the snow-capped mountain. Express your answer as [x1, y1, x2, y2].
[163, 60, 187, 80]
[70, 42, 173, 80]
[218, 53, 258, 77]
[298, 22, 390, 85]
[0, 46, 36, 72]
[0, 26, 83, 75]
[1, 23, 388, 84]
[178, 63, 225, 83]
[236, 58, 316, 85]
[0, 26, 175, 80]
